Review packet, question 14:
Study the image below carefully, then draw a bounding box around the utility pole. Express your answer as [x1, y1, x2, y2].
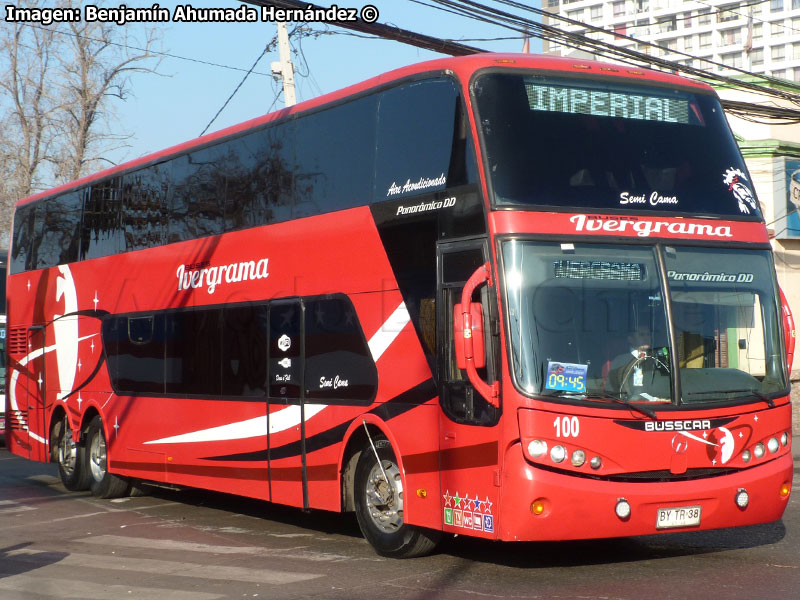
[271, 21, 297, 107]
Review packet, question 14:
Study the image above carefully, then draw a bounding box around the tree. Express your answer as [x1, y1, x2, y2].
[0, 0, 163, 246]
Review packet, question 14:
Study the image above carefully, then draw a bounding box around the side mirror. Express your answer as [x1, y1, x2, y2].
[453, 302, 485, 370]
[780, 287, 795, 373]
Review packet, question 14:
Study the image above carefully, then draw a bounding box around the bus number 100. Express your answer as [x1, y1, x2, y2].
[553, 416, 580, 438]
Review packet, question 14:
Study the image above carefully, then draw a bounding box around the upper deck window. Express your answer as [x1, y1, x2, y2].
[473, 72, 761, 219]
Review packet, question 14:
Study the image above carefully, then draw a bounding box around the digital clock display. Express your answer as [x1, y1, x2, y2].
[545, 362, 588, 393]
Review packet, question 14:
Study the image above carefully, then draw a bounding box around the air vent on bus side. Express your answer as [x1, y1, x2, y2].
[7, 327, 28, 355]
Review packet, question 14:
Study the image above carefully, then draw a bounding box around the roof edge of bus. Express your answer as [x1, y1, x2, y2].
[14, 52, 711, 208]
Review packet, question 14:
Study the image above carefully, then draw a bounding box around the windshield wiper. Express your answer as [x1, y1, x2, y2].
[540, 390, 658, 419]
[688, 389, 775, 408]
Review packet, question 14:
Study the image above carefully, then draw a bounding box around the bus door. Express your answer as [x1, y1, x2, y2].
[24, 325, 47, 461]
[436, 241, 501, 535]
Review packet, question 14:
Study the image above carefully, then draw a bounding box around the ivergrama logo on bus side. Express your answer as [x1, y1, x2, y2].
[176, 258, 270, 295]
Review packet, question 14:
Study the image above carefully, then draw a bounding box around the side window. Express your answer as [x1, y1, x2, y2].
[269, 300, 303, 399]
[169, 147, 226, 244]
[439, 246, 499, 426]
[102, 313, 166, 395]
[34, 192, 82, 269]
[121, 164, 170, 252]
[374, 78, 460, 201]
[304, 296, 377, 403]
[10, 203, 37, 274]
[224, 130, 277, 232]
[82, 178, 123, 260]
[293, 95, 377, 218]
[165, 308, 222, 396]
[222, 304, 268, 396]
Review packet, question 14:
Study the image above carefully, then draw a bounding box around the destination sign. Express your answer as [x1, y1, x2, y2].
[525, 83, 690, 124]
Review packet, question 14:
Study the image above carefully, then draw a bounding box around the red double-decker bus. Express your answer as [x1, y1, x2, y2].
[4, 54, 795, 557]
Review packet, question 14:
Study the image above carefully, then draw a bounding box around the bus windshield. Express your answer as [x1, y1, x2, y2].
[502, 241, 787, 406]
[474, 73, 760, 219]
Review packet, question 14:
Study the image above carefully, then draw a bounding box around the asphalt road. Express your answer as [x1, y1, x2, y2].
[1, 445, 799, 600]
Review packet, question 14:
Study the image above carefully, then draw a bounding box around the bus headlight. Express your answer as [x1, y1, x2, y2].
[550, 445, 567, 463]
[780, 432, 789, 447]
[527, 440, 547, 459]
[754, 443, 765, 459]
[570, 449, 586, 467]
[735, 488, 749, 509]
[768, 437, 780, 454]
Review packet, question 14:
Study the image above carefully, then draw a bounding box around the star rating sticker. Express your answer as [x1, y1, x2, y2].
[483, 496, 493, 515]
[454, 492, 462, 508]
[472, 496, 482, 512]
[443, 490, 452, 507]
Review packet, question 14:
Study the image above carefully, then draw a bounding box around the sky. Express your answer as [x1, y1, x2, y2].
[108, 0, 541, 165]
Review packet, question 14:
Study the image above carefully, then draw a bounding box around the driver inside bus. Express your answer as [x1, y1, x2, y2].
[606, 324, 671, 402]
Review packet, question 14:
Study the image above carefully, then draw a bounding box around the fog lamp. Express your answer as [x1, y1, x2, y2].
[615, 498, 631, 520]
[780, 432, 789, 447]
[550, 445, 566, 463]
[571, 449, 586, 467]
[590, 456, 602, 470]
[768, 437, 780, 454]
[753, 443, 765, 459]
[528, 439, 547, 459]
[735, 488, 749, 509]
[780, 483, 791, 499]
[742, 450, 751, 463]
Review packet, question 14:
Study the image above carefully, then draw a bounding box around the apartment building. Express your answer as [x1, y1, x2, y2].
[543, 0, 800, 80]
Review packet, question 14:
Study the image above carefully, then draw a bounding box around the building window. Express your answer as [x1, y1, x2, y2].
[683, 35, 694, 50]
[718, 4, 740, 23]
[771, 21, 784, 36]
[751, 48, 764, 65]
[657, 16, 677, 32]
[772, 69, 786, 78]
[613, 1, 625, 16]
[720, 28, 742, 45]
[699, 32, 712, 48]
[720, 51, 743, 68]
[636, 0, 649, 12]
[793, 42, 800, 60]
[567, 9, 583, 20]
[794, 0, 800, 9]
[590, 5, 603, 20]
[614, 23, 628, 37]
[698, 9, 712, 26]
[753, 23, 763, 39]
[682, 12, 693, 28]
[770, 0, 783, 12]
[793, 67, 800, 81]
[665, 38, 678, 51]
[772, 45, 786, 61]
[548, 0, 559, 7]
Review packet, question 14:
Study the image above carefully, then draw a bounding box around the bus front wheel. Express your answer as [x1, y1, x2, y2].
[353, 436, 440, 558]
[84, 416, 130, 499]
[52, 416, 89, 491]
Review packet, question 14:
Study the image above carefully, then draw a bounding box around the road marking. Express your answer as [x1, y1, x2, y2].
[78, 534, 352, 562]
[0, 574, 224, 600]
[6, 548, 322, 585]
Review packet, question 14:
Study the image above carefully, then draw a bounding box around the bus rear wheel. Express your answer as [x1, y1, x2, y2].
[354, 436, 440, 558]
[85, 416, 130, 499]
[52, 416, 89, 491]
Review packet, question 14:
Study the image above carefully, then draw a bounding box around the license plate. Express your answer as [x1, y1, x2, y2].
[656, 505, 701, 529]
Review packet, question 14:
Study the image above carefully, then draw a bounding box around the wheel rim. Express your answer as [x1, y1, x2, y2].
[57, 421, 78, 476]
[89, 429, 107, 482]
[364, 458, 404, 533]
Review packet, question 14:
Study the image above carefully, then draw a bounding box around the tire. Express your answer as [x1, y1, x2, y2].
[52, 416, 89, 491]
[354, 436, 440, 558]
[85, 416, 131, 499]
